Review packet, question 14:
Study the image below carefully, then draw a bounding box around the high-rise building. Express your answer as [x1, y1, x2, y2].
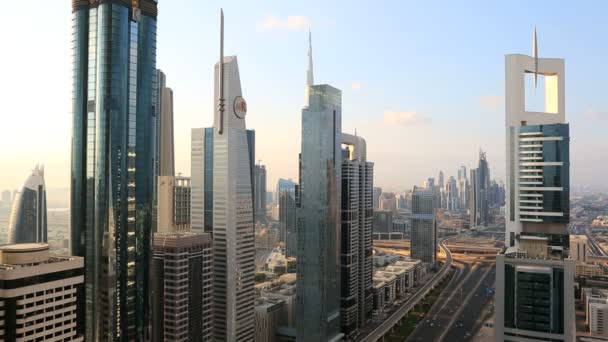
[438, 170, 445, 188]
[0, 243, 84, 341]
[8, 164, 47, 244]
[411, 187, 437, 265]
[277, 179, 297, 257]
[152, 232, 213, 342]
[372, 210, 393, 234]
[191, 127, 255, 235]
[70, 1, 158, 339]
[157, 175, 190, 232]
[210, 11, 255, 341]
[372, 187, 382, 209]
[570, 235, 588, 263]
[469, 150, 490, 228]
[254, 163, 267, 222]
[254, 297, 284, 342]
[495, 30, 575, 342]
[378, 192, 397, 213]
[296, 30, 343, 342]
[444, 176, 459, 210]
[152, 69, 175, 232]
[340, 133, 374, 339]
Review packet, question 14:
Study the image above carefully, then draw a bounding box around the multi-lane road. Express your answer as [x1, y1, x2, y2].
[406, 255, 495, 342]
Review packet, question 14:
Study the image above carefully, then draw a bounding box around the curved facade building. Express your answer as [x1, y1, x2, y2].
[8, 165, 47, 244]
[70, 0, 158, 340]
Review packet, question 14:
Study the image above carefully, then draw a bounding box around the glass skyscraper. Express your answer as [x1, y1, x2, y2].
[297, 83, 343, 342]
[70, 0, 158, 340]
[8, 165, 47, 244]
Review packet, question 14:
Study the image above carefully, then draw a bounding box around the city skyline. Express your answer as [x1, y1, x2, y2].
[2, 1, 608, 194]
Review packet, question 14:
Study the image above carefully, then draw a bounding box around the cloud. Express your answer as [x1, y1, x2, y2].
[383, 111, 430, 127]
[351, 81, 363, 91]
[586, 110, 608, 120]
[479, 95, 503, 109]
[260, 15, 311, 31]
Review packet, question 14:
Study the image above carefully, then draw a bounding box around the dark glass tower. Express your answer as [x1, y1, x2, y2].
[70, 0, 158, 340]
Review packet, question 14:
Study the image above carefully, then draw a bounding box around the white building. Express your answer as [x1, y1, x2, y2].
[0, 243, 84, 341]
[211, 11, 255, 341]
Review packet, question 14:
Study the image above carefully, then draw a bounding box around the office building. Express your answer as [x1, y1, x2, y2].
[372, 187, 382, 209]
[583, 288, 608, 337]
[255, 163, 268, 222]
[254, 298, 284, 342]
[152, 232, 213, 342]
[0, 243, 84, 341]
[152, 69, 175, 232]
[444, 176, 459, 210]
[8, 164, 47, 244]
[470, 150, 490, 228]
[411, 187, 437, 265]
[373, 210, 393, 234]
[296, 31, 343, 342]
[457, 166, 469, 209]
[191, 126, 255, 234]
[340, 133, 374, 339]
[157, 175, 191, 232]
[378, 192, 397, 213]
[210, 12, 255, 341]
[570, 235, 588, 263]
[70, 1, 158, 339]
[277, 179, 297, 257]
[495, 30, 575, 342]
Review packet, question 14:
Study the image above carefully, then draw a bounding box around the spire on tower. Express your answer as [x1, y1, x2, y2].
[532, 26, 538, 89]
[218, 8, 225, 134]
[307, 28, 314, 86]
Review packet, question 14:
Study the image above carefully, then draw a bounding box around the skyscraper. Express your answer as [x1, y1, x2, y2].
[8, 164, 47, 244]
[152, 232, 213, 342]
[495, 30, 575, 342]
[277, 178, 297, 257]
[191, 127, 255, 234]
[411, 187, 437, 265]
[372, 187, 382, 209]
[70, 0, 158, 339]
[457, 165, 469, 209]
[254, 163, 267, 222]
[296, 31, 343, 342]
[469, 150, 490, 227]
[211, 11, 255, 341]
[340, 133, 374, 339]
[444, 176, 458, 210]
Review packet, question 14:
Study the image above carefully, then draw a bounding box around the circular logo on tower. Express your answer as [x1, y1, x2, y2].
[233, 96, 247, 119]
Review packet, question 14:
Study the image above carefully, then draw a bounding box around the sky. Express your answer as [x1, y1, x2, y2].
[1, 1, 608, 199]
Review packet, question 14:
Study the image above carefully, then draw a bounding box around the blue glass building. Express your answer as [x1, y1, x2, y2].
[70, 0, 158, 340]
[297, 84, 343, 342]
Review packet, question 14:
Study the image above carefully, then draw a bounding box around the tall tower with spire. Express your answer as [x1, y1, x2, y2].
[297, 30, 344, 342]
[211, 9, 256, 342]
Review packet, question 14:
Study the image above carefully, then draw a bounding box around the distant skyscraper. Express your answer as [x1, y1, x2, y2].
[277, 178, 297, 257]
[495, 31, 575, 342]
[457, 165, 469, 209]
[373, 210, 394, 234]
[372, 187, 382, 209]
[378, 192, 397, 213]
[444, 176, 458, 210]
[0, 243, 84, 340]
[152, 232, 213, 342]
[340, 133, 374, 339]
[297, 31, 343, 342]
[469, 150, 490, 227]
[70, 1, 158, 339]
[254, 163, 267, 222]
[411, 187, 437, 265]
[211, 11, 255, 341]
[438, 170, 445, 188]
[8, 164, 47, 244]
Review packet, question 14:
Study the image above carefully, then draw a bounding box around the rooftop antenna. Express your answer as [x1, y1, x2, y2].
[218, 9, 225, 135]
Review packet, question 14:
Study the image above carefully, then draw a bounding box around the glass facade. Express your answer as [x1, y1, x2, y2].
[297, 84, 343, 342]
[7, 167, 47, 244]
[518, 123, 570, 223]
[70, 1, 157, 340]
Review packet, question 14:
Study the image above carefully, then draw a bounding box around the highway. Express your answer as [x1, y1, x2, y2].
[359, 237, 454, 342]
[406, 256, 495, 342]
